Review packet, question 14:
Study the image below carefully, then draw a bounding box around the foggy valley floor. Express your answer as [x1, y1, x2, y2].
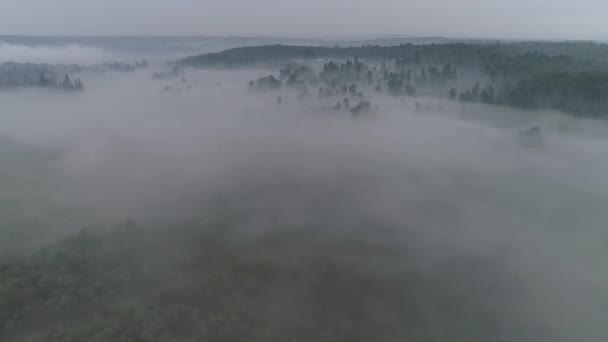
[1, 49, 608, 341]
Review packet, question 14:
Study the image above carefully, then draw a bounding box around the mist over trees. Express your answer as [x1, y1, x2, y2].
[1, 218, 545, 342]
[182, 42, 608, 118]
[2, 36, 608, 342]
[0, 59, 150, 91]
[0, 62, 82, 91]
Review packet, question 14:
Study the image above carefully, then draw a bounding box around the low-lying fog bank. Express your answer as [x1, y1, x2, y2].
[1, 68, 607, 341]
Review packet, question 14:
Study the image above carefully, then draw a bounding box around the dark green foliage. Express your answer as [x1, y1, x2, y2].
[480, 85, 495, 104]
[152, 66, 183, 80]
[38, 73, 51, 87]
[182, 42, 608, 117]
[350, 101, 372, 116]
[483, 52, 578, 80]
[286, 73, 299, 86]
[178, 43, 503, 69]
[73, 78, 84, 90]
[320, 59, 370, 85]
[442, 63, 456, 80]
[60, 74, 84, 92]
[405, 83, 416, 96]
[134, 60, 149, 68]
[449, 88, 458, 100]
[343, 97, 350, 110]
[0, 218, 543, 342]
[297, 85, 311, 100]
[386, 73, 404, 96]
[62, 74, 74, 90]
[250, 75, 282, 91]
[280, 64, 317, 87]
[0, 63, 84, 91]
[459, 83, 481, 102]
[459, 89, 474, 102]
[0, 230, 142, 336]
[507, 72, 608, 116]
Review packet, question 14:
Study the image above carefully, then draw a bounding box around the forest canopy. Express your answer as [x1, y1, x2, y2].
[179, 42, 608, 118]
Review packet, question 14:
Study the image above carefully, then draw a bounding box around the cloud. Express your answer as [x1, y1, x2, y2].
[1, 66, 607, 340]
[0, 42, 109, 64]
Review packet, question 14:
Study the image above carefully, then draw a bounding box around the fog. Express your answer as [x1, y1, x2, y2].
[2, 0, 608, 40]
[0, 42, 120, 64]
[1, 49, 608, 341]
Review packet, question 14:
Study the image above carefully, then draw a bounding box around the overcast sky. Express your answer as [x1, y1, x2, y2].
[2, 0, 607, 40]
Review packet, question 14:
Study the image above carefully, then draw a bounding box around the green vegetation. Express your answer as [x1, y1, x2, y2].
[180, 42, 608, 118]
[0, 63, 84, 92]
[0, 60, 149, 91]
[0, 214, 544, 341]
[508, 71, 608, 117]
[0, 138, 80, 255]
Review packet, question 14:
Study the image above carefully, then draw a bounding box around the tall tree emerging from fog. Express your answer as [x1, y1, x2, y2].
[62, 74, 74, 90]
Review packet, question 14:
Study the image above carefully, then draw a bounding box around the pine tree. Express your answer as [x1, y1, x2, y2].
[74, 78, 84, 90]
[62, 74, 74, 90]
[38, 73, 49, 87]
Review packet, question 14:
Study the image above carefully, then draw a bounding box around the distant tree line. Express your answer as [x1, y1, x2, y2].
[90, 60, 149, 73]
[192, 42, 608, 117]
[0, 62, 84, 92]
[1, 59, 150, 92]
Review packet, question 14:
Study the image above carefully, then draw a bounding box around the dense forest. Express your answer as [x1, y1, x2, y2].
[2, 37, 608, 342]
[0, 60, 149, 91]
[180, 42, 608, 118]
[0, 208, 545, 342]
[0, 133, 560, 342]
[0, 63, 84, 91]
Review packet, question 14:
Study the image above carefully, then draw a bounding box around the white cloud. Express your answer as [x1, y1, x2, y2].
[0, 42, 109, 64]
